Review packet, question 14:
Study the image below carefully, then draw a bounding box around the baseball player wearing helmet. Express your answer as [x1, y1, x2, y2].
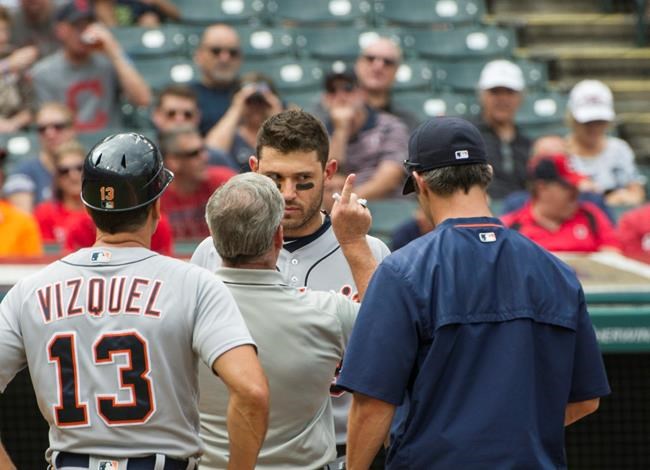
[0, 133, 269, 469]
[190, 109, 390, 460]
[337, 117, 610, 469]
[197, 171, 375, 469]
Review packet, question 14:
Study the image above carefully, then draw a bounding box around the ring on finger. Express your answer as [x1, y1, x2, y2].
[357, 198, 368, 208]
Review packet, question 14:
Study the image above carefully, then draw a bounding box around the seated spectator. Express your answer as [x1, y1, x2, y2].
[617, 204, 650, 264]
[95, 0, 179, 27]
[64, 210, 174, 255]
[0, 147, 43, 257]
[3, 101, 76, 212]
[30, 1, 151, 131]
[191, 24, 242, 136]
[323, 70, 408, 200]
[0, 5, 37, 132]
[566, 79, 645, 206]
[390, 207, 434, 251]
[33, 140, 86, 244]
[159, 125, 235, 240]
[354, 36, 419, 130]
[10, 0, 60, 57]
[475, 59, 532, 200]
[205, 72, 283, 172]
[501, 153, 620, 253]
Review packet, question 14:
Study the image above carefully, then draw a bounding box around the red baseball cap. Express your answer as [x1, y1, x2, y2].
[528, 153, 586, 188]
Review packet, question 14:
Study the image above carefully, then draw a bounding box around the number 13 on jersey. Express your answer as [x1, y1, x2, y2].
[47, 329, 155, 427]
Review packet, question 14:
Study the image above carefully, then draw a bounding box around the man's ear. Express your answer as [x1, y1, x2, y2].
[249, 155, 259, 172]
[274, 224, 284, 249]
[324, 159, 337, 180]
[413, 171, 428, 196]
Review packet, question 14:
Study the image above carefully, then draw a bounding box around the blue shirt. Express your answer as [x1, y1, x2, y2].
[3, 158, 52, 204]
[338, 216, 610, 470]
[190, 81, 237, 136]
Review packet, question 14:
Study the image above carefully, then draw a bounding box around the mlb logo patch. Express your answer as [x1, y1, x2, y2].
[479, 232, 497, 243]
[455, 150, 469, 160]
[98, 461, 119, 470]
[90, 250, 112, 263]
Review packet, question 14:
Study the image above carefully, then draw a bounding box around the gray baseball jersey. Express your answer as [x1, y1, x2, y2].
[0, 247, 254, 461]
[199, 267, 359, 469]
[190, 217, 390, 444]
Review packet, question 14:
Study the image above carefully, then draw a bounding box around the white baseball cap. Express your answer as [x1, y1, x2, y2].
[478, 59, 524, 92]
[568, 79, 615, 123]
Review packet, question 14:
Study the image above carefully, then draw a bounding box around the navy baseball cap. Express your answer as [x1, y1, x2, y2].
[56, 0, 95, 23]
[402, 117, 488, 194]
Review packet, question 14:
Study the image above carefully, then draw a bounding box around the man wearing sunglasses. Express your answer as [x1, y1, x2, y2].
[159, 125, 236, 240]
[191, 24, 243, 136]
[354, 36, 419, 131]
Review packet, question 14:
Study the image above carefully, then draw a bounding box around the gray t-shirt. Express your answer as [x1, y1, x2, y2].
[0, 247, 254, 461]
[570, 136, 645, 193]
[199, 268, 359, 469]
[191, 222, 390, 444]
[31, 51, 123, 131]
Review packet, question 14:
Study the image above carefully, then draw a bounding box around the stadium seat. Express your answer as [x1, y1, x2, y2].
[367, 198, 419, 243]
[517, 91, 568, 126]
[434, 58, 548, 93]
[241, 58, 325, 92]
[404, 25, 516, 60]
[177, 0, 266, 26]
[238, 26, 295, 58]
[266, 0, 373, 26]
[134, 57, 200, 91]
[112, 26, 187, 58]
[76, 128, 158, 151]
[282, 89, 321, 109]
[0, 131, 39, 170]
[294, 27, 401, 61]
[392, 91, 474, 123]
[375, 0, 486, 27]
[393, 59, 435, 92]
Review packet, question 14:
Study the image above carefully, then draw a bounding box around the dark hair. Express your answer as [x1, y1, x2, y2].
[420, 163, 492, 196]
[156, 84, 198, 108]
[256, 109, 329, 168]
[88, 204, 153, 234]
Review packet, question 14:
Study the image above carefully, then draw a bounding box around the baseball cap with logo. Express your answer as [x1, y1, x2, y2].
[402, 117, 487, 194]
[568, 79, 615, 123]
[528, 153, 586, 188]
[478, 59, 525, 92]
[55, 0, 95, 23]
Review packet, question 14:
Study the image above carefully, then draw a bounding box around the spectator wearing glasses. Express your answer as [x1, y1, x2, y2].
[191, 24, 242, 136]
[30, 0, 151, 131]
[205, 72, 284, 172]
[3, 101, 76, 213]
[354, 36, 419, 131]
[159, 125, 236, 239]
[323, 70, 408, 200]
[475, 59, 532, 200]
[566, 79, 645, 206]
[33, 139, 86, 244]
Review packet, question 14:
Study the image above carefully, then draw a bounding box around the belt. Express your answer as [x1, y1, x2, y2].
[55, 452, 191, 470]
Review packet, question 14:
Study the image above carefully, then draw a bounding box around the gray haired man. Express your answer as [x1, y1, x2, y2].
[198, 172, 376, 469]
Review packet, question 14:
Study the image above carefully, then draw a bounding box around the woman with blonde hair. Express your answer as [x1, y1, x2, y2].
[566, 79, 645, 206]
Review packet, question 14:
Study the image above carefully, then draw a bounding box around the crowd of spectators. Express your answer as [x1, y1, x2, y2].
[1, 0, 649, 265]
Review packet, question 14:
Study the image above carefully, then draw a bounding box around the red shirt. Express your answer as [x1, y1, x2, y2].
[34, 201, 86, 244]
[160, 166, 235, 240]
[617, 204, 650, 264]
[64, 212, 174, 256]
[500, 201, 621, 253]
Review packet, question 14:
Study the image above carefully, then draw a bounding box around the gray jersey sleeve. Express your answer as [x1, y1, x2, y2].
[190, 237, 221, 273]
[0, 286, 27, 393]
[192, 268, 255, 369]
[305, 291, 360, 349]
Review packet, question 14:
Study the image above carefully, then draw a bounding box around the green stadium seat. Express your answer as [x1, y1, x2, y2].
[375, 0, 486, 27]
[294, 27, 401, 61]
[517, 91, 568, 126]
[392, 91, 475, 123]
[241, 58, 325, 92]
[367, 198, 419, 242]
[112, 26, 187, 58]
[282, 89, 321, 109]
[134, 57, 199, 91]
[76, 128, 158, 151]
[518, 122, 569, 141]
[266, 0, 372, 26]
[434, 58, 548, 93]
[393, 59, 435, 92]
[405, 25, 516, 60]
[238, 26, 295, 58]
[0, 132, 39, 171]
[177, 0, 266, 25]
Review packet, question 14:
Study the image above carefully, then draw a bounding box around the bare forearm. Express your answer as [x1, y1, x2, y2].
[347, 395, 395, 470]
[94, 0, 118, 26]
[0, 441, 16, 470]
[339, 239, 376, 300]
[205, 106, 242, 150]
[329, 128, 350, 165]
[151, 0, 180, 19]
[108, 51, 152, 107]
[226, 393, 269, 470]
[565, 398, 600, 426]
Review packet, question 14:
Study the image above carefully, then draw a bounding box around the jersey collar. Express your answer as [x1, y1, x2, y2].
[283, 213, 331, 253]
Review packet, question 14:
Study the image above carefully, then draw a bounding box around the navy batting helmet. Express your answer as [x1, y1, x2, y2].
[81, 133, 173, 212]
